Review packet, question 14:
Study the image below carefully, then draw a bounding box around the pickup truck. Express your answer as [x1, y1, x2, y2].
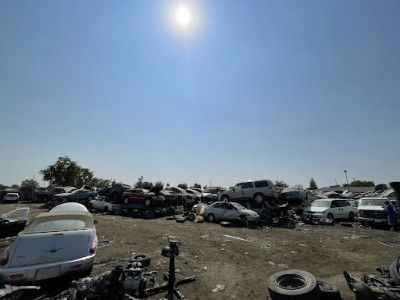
[357, 197, 391, 225]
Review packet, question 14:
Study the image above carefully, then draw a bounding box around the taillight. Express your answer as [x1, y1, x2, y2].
[0, 250, 9, 266]
[90, 237, 98, 254]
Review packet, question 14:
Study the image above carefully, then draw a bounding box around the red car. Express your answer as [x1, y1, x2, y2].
[122, 189, 164, 207]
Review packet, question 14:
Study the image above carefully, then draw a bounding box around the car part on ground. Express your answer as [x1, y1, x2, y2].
[267, 269, 321, 300]
[344, 256, 400, 299]
[0, 207, 30, 239]
[38, 239, 195, 300]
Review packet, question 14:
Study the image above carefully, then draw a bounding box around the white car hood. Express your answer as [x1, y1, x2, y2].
[358, 205, 384, 211]
[304, 206, 328, 213]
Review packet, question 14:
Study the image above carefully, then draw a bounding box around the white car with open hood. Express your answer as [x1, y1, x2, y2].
[0, 203, 98, 283]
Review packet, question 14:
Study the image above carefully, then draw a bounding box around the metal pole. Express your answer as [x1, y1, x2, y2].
[344, 170, 350, 192]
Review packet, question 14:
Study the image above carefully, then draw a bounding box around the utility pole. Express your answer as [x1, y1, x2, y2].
[344, 170, 350, 192]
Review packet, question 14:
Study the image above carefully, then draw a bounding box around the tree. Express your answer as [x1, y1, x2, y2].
[274, 180, 289, 189]
[142, 181, 153, 190]
[309, 178, 318, 190]
[11, 184, 19, 189]
[177, 183, 188, 190]
[20, 179, 39, 193]
[349, 180, 374, 187]
[192, 183, 202, 189]
[40, 156, 95, 187]
[134, 176, 144, 188]
[154, 181, 164, 190]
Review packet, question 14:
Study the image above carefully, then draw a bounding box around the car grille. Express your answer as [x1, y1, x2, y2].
[361, 210, 387, 219]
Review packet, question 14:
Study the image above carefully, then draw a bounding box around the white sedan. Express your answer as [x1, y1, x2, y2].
[89, 197, 116, 213]
[203, 201, 259, 223]
[303, 199, 357, 221]
[0, 203, 98, 283]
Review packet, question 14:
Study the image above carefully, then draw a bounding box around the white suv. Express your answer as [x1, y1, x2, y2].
[303, 199, 357, 221]
[219, 180, 277, 203]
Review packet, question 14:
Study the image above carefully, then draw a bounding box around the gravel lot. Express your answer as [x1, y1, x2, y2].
[1, 202, 400, 300]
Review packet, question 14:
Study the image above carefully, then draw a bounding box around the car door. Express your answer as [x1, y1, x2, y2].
[241, 182, 255, 200]
[230, 183, 244, 201]
[223, 203, 240, 220]
[339, 200, 352, 218]
[330, 200, 341, 218]
[212, 203, 228, 220]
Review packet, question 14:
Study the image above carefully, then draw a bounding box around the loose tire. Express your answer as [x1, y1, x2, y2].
[390, 258, 400, 285]
[208, 214, 216, 223]
[123, 197, 129, 204]
[268, 269, 320, 300]
[129, 254, 151, 268]
[348, 212, 355, 221]
[254, 193, 264, 204]
[317, 281, 341, 300]
[144, 198, 151, 207]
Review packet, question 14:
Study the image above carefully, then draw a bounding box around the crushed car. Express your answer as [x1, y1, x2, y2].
[0, 203, 98, 283]
[203, 201, 259, 225]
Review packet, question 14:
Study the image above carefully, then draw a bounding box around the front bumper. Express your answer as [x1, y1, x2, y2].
[358, 217, 387, 224]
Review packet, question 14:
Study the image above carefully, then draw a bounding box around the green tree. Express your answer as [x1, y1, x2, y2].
[349, 180, 374, 187]
[20, 179, 39, 193]
[274, 180, 289, 189]
[11, 184, 20, 189]
[40, 156, 94, 187]
[154, 181, 164, 190]
[134, 176, 144, 188]
[142, 181, 154, 190]
[177, 183, 188, 190]
[192, 183, 202, 189]
[309, 178, 318, 190]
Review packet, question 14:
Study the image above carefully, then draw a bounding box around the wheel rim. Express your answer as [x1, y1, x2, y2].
[277, 274, 307, 290]
[255, 194, 263, 203]
[209, 214, 214, 222]
[124, 198, 128, 204]
[328, 214, 333, 220]
[145, 199, 151, 206]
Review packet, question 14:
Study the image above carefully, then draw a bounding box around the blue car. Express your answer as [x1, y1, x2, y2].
[53, 189, 97, 205]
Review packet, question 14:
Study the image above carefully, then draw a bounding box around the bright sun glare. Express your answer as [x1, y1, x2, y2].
[176, 6, 192, 26]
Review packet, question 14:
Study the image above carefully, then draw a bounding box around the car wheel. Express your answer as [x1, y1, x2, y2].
[221, 196, 229, 202]
[348, 212, 355, 221]
[88, 196, 93, 201]
[145, 198, 151, 206]
[390, 257, 400, 285]
[317, 281, 341, 300]
[240, 216, 248, 227]
[123, 197, 129, 204]
[327, 213, 334, 221]
[208, 214, 216, 223]
[254, 193, 264, 204]
[129, 254, 151, 268]
[104, 206, 109, 213]
[268, 270, 320, 300]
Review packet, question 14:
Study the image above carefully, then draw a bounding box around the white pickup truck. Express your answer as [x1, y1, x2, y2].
[357, 197, 390, 226]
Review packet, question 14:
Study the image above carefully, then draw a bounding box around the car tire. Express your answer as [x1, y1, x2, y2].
[317, 281, 341, 300]
[239, 216, 248, 227]
[221, 196, 229, 202]
[208, 214, 216, 223]
[104, 206, 109, 213]
[268, 270, 320, 300]
[188, 213, 196, 221]
[390, 258, 400, 285]
[327, 213, 334, 221]
[123, 197, 129, 204]
[129, 254, 151, 268]
[254, 193, 264, 204]
[88, 196, 93, 201]
[348, 212, 355, 221]
[145, 198, 151, 207]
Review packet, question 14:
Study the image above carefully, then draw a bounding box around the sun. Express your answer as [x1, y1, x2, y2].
[176, 6, 192, 26]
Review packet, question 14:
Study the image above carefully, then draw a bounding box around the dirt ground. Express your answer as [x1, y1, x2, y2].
[1, 203, 400, 300]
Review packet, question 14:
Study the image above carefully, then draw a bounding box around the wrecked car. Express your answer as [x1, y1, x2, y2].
[203, 201, 259, 224]
[98, 182, 131, 202]
[357, 197, 392, 226]
[219, 180, 278, 203]
[0, 203, 98, 283]
[2, 193, 20, 203]
[122, 188, 164, 207]
[53, 189, 98, 206]
[303, 199, 357, 221]
[279, 185, 311, 215]
[0, 207, 30, 239]
[89, 197, 116, 213]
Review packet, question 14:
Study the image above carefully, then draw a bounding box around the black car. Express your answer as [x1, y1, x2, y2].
[98, 183, 132, 202]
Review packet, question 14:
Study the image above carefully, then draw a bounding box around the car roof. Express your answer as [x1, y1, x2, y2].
[50, 202, 89, 212]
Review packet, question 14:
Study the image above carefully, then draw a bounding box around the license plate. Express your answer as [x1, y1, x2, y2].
[375, 219, 384, 223]
[35, 266, 60, 280]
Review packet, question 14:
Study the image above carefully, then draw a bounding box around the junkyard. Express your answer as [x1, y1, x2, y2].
[1, 193, 400, 300]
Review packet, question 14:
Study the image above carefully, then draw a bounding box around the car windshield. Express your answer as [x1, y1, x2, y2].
[359, 198, 387, 206]
[311, 200, 330, 207]
[204, 188, 217, 193]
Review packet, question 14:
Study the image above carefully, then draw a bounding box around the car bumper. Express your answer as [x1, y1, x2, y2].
[358, 217, 387, 224]
[0, 255, 95, 283]
[303, 212, 327, 220]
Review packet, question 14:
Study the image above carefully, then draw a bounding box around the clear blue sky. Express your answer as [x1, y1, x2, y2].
[1, 0, 399, 189]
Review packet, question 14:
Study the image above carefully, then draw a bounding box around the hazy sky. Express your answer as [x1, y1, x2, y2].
[1, 0, 399, 189]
